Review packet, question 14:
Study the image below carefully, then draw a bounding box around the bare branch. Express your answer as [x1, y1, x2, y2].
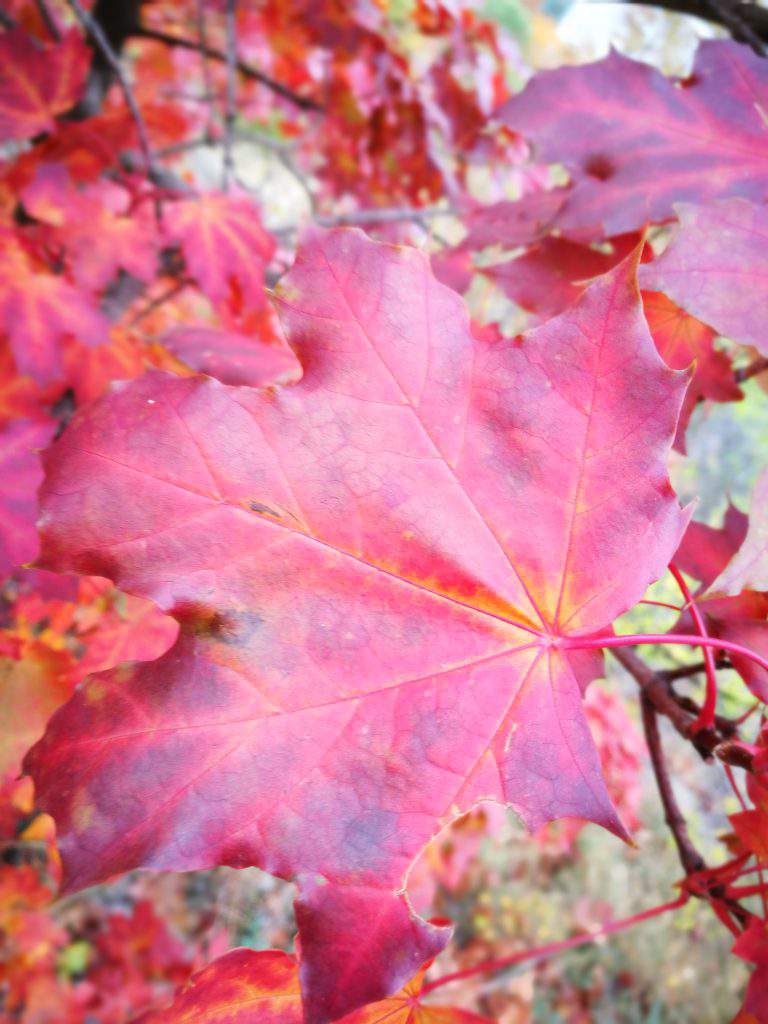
[193, 0, 215, 131]
[735, 356, 768, 383]
[34, 0, 60, 40]
[0, 6, 17, 30]
[222, 0, 237, 191]
[65, 0, 142, 119]
[134, 26, 322, 112]
[622, 0, 768, 52]
[702, 0, 766, 54]
[640, 694, 708, 875]
[67, 0, 159, 184]
[316, 205, 455, 227]
[611, 647, 698, 739]
[661, 658, 730, 682]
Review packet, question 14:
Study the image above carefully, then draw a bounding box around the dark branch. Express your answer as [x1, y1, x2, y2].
[641, 694, 707, 875]
[34, 0, 60, 40]
[66, 0, 142, 119]
[735, 356, 768, 383]
[133, 26, 321, 111]
[611, 648, 696, 736]
[661, 657, 730, 682]
[222, 0, 237, 190]
[193, 0, 215, 141]
[623, 0, 768, 51]
[67, 0, 160, 188]
[316, 205, 454, 227]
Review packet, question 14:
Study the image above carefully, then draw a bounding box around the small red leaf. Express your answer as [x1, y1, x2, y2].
[0, 29, 89, 141]
[160, 325, 301, 388]
[711, 470, 768, 597]
[640, 199, 768, 357]
[164, 192, 275, 311]
[0, 418, 56, 576]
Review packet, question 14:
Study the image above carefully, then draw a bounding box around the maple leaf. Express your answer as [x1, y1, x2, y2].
[0, 657, 72, 780]
[642, 290, 741, 452]
[136, 948, 300, 1024]
[499, 41, 768, 235]
[675, 506, 768, 702]
[457, 189, 568, 254]
[0, 28, 90, 141]
[26, 228, 688, 1020]
[733, 918, 768, 1024]
[136, 948, 488, 1024]
[640, 199, 768, 357]
[159, 325, 302, 388]
[0, 418, 56, 576]
[163, 192, 276, 311]
[22, 166, 160, 293]
[711, 470, 768, 597]
[0, 231, 108, 384]
[675, 505, 748, 591]
[484, 234, 638, 320]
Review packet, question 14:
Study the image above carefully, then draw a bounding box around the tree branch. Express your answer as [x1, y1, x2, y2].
[66, 0, 142, 119]
[735, 356, 768, 383]
[611, 647, 699, 740]
[622, 0, 768, 51]
[67, 0, 158, 184]
[193, 0, 215, 133]
[133, 26, 321, 111]
[640, 694, 708, 875]
[661, 658, 730, 682]
[222, 0, 237, 191]
[316, 204, 455, 227]
[34, 0, 60, 40]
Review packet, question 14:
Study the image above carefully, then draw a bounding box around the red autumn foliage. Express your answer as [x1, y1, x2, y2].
[2, 2, 768, 1022]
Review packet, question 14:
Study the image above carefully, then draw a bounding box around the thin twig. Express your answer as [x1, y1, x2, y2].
[34, 0, 60, 39]
[669, 564, 718, 732]
[421, 893, 689, 996]
[127, 277, 191, 326]
[661, 658, 730, 682]
[623, 0, 768, 49]
[222, 0, 237, 191]
[702, 0, 767, 54]
[66, 0, 159, 184]
[134, 26, 321, 111]
[317, 204, 455, 227]
[193, 0, 215, 140]
[610, 647, 697, 740]
[641, 694, 707, 875]
[735, 356, 768, 383]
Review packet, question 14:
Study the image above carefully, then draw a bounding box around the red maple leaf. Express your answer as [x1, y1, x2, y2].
[642, 290, 742, 451]
[640, 199, 768, 357]
[137, 948, 488, 1024]
[484, 234, 639, 320]
[500, 41, 768, 235]
[159, 325, 302, 388]
[675, 505, 768, 702]
[22, 165, 160, 292]
[733, 918, 768, 1024]
[26, 228, 688, 1020]
[0, 418, 56, 577]
[710, 470, 768, 598]
[163, 192, 276, 312]
[0, 28, 89, 141]
[0, 230, 108, 384]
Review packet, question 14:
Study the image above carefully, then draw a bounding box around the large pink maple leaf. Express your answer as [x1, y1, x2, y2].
[26, 228, 688, 1022]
